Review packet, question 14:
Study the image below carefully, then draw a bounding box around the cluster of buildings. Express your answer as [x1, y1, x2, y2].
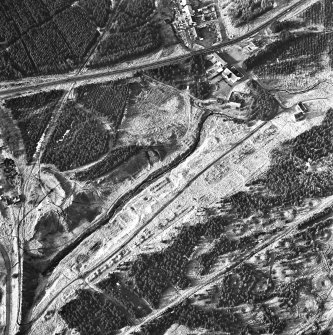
[173, 0, 221, 48]
[206, 53, 243, 86]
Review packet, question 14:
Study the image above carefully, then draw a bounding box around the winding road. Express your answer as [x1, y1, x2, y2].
[26, 110, 269, 334]
[124, 200, 333, 335]
[0, 0, 309, 99]
[4, 0, 315, 333]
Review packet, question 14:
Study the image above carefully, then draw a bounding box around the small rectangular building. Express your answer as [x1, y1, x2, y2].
[298, 102, 308, 113]
[294, 111, 306, 121]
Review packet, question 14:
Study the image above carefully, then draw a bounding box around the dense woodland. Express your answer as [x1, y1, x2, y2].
[59, 215, 333, 335]
[79, 0, 110, 27]
[97, 273, 152, 319]
[4, 90, 63, 113]
[126, 109, 333, 333]
[53, 6, 98, 60]
[135, 300, 242, 335]
[247, 80, 280, 120]
[302, 0, 333, 27]
[4, 90, 64, 162]
[145, 55, 212, 99]
[129, 217, 229, 307]
[228, 0, 274, 26]
[18, 2, 333, 334]
[4, 82, 138, 174]
[128, 217, 333, 334]
[222, 109, 333, 218]
[217, 263, 270, 307]
[0, 0, 168, 79]
[198, 232, 264, 275]
[61, 292, 241, 335]
[89, 0, 163, 67]
[245, 32, 333, 76]
[245, 0, 333, 77]
[92, 26, 161, 67]
[270, 20, 304, 33]
[59, 108, 333, 335]
[0, 0, 103, 79]
[41, 102, 110, 171]
[75, 81, 129, 128]
[59, 289, 129, 335]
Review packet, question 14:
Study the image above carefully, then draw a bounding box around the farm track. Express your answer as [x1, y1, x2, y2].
[38, 111, 210, 276]
[33, 92, 70, 164]
[29, 98, 333, 333]
[22, 113, 205, 333]
[15, 5, 132, 331]
[123, 200, 333, 335]
[10, 0, 313, 332]
[21, 107, 212, 334]
[26, 105, 269, 334]
[42, 106, 267, 277]
[77, 0, 128, 73]
[0, 0, 309, 99]
[30, 0, 128, 166]
[21, 7, 296, 325]
[77, 117, 268, 277]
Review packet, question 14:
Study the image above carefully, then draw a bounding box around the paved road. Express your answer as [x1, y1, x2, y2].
[83, 119, 267, 276]
[25, 107, 212, 334]
[27, 112, 268, 334]
[0, 0, 308, 98]
[0, 244, 11, 335]
[16, 0, 309, 331]
[124, 200, 333, 335]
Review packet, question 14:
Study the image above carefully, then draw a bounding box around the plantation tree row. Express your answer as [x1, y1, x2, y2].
[41, 102, 110, 171]
[5, 90, 64, 162]
[0, 0, 165, 79]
